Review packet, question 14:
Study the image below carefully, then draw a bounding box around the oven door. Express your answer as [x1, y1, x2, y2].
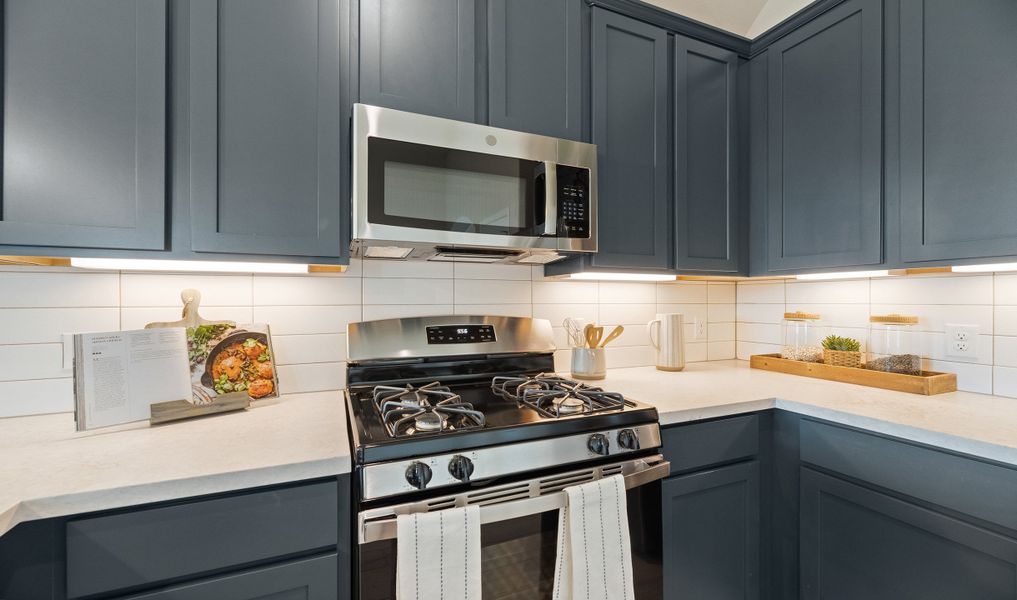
[355, 456, 668, 600]
[352, 103, 597, 254]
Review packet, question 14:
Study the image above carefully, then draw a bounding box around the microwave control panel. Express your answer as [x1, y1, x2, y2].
[556, 166, 590, 238]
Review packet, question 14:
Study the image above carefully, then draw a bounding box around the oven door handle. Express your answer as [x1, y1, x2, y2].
[357, 456, 670, 545]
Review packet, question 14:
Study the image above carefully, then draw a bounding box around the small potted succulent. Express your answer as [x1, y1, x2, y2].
[822, 335, 862, 368]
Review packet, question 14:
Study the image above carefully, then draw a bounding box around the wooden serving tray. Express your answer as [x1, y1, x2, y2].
[749, 354, 957, 395]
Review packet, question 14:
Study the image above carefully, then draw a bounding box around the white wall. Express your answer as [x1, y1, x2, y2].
[0, 261, 737, 418]
[736, 273, 1017, 397]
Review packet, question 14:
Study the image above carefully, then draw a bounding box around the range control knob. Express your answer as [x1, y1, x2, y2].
[617, 429, 640, 450]
[448, 455, 475, 482]
[588, 433, 610, 456]
[405, 461, 433, 490]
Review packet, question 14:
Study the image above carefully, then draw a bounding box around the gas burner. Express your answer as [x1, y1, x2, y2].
[492, 374, 629, 418]
[373, 382, 485, 438]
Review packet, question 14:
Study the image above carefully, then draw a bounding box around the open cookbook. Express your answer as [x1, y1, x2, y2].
[73, 323, 278, 431]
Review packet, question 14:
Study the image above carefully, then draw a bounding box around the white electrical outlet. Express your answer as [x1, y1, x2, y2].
[693, 318, 707, 340]
[944, 324, 980, 359]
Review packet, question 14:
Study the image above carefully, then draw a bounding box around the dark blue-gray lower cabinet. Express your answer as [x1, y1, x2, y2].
[123, 554, 338, 599]
[675, 36, 740, 273]
[765, 0, 883, 272]
[589, 9, 671, 271]
[0, 0, 166, 251]
[487, 0, 582, 140]
[662, 461, 760, 600]
[188, 0, 343, 258]
[897, 0, 1017, 263]
[359, 0, 476, 122]
[800, 468, 1017, 600]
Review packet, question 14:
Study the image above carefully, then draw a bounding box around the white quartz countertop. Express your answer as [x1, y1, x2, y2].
[4, 360, 1017, 540]
[601, 361, 1017, 467]
[0, 390, 349, 538]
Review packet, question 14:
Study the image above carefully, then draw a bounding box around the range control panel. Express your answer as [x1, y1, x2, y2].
[557, 165, 590, 238]
[426, 324, 497, 344]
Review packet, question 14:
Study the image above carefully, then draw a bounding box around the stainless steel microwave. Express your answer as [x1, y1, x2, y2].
[351, 104, 597, 264]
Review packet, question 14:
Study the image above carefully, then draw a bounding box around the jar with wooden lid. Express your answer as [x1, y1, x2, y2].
[781, 312, 823, 362]
[867, 314, 922, 375]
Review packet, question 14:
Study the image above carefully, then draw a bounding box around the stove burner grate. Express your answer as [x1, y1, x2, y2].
[491, 373, 629, 418]
[373, 382, 485, 437]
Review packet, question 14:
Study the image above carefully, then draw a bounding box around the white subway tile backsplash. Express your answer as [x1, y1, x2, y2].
[271, 334, 347, 365]
[362, 260, 453, 279]
[276, 362, 346, 394]
[993, 366, 1017, 398]
[686, 342, 708, 363]
[871, 274, 993, 305]
[0, 272, 118, 308]
[926, 360, 993, 394]
[0, 308, 119, 344]
[363, 278, 453, 305]
[785, 304, 870, 328]
[708, 341, 737, 361]
[870, 304, 992, 333]
[453, 262, 532, 280]
[121, 306, 255, 331]
[786, 279, 869, 304]
[362, 304, 454, 321]
[0, 344, 66, 382]
[453, 279, 531, 305]
[737, 322, 782, 345]
[252, 275, 361, 306]
[598, 304, 656, 325]
[737, 341, 781, 360]
[0, 378, 73, 417]
[995, 336, 1017, 368]
[532, 281, 599, 304]
[708, 303, 736, 323]
[707, 282, 737, 304]
[995, 306, 1017, 336]
[532, 304, 598, 325]
[737, 281, 785, 304]
[454, 304, 532, 317]
[656, 304, 709, 325]
[656, 282, 707, 304]
[605, 345, 654, 368]
[599, 282, 656, 304]
[122, 274, 251, 307]
[708, 322, 736, 342]
[736, 303, 785, 324]
[253, 306, 360, 335]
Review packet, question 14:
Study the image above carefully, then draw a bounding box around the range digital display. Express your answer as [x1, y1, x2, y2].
[426, 325, 496, 344]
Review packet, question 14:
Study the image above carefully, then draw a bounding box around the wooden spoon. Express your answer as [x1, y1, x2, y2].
[599, 325, 624, 348]
[583, 324, 603, 349]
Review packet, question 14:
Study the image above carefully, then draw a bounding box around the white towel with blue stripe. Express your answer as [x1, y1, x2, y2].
[397, 504, 482, 600]
[552, 474, 635, 600]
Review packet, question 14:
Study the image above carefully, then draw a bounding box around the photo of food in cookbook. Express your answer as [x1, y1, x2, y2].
[186, 323, 279, 404]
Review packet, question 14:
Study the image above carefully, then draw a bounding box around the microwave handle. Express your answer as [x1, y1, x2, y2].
[543, 160, 558, 236]
[357, 456, 670, 545]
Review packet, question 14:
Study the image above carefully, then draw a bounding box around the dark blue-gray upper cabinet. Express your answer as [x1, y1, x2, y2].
[675, 37, 740, 273]
[0, 0, 166, 251]
[188, 0, 343, 258]
[488, 0, 582, 140]
[896, 0, 1017, 263]
[765, 0, 882, 272]
[359, 0, 476, 122]
[590, 9, 671, 270]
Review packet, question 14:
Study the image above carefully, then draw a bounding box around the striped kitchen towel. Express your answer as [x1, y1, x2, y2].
[552, 475, 635, 600]
[397, 504, 481, 600]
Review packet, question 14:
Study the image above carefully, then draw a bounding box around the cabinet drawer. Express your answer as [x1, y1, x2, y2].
[662, 414, 760, 473]
[67, 481, 338, 599]
[800, 419, 1017, 532]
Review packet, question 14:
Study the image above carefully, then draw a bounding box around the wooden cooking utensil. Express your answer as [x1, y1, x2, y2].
[584, 324, 604, 349]
[599, 325, 624, 348]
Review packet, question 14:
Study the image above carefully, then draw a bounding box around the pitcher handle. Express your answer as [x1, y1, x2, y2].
[647, 319, 661, 350]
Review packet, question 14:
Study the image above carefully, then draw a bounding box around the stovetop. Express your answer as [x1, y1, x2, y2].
[346, 372, 659, 464]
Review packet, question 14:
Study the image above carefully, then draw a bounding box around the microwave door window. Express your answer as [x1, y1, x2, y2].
[367, 138, 544, 236]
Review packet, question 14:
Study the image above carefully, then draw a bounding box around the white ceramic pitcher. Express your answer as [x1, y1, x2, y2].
[647, 313, 685, 371]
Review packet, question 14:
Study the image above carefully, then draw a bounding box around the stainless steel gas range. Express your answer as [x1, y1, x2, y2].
[344, 315, 670, 600]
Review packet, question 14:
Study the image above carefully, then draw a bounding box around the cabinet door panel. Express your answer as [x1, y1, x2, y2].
[801, 468, 1017, 600]
[488, 0, 581, 140]
[0, 0, 166, 250]
[590, 9, 670, 270]
[899, 0, 1017, 262]
[663, 461, 760, 600]
[675, 37, 739, 272]
[766, 0, 882, 271]
[359, 0, 475, 122]
[124, 554, 338, 600]
[189, 0, 341, 257]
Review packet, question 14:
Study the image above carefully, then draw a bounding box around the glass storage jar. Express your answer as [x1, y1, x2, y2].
[867, 314, 922, 374]
[781, 312, 822, 362]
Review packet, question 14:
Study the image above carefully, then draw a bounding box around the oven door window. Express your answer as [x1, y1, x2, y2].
[367, 137, 546, 237]
[356, 482, 662, 600]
